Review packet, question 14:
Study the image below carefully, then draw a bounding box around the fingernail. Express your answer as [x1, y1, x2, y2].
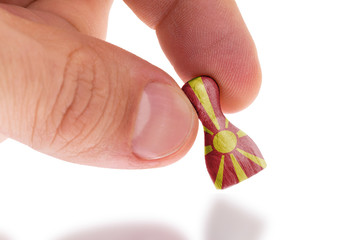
[132, 82, 195, 160]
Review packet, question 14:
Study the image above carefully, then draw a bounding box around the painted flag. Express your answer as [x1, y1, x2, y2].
[182, 76, 266, 189]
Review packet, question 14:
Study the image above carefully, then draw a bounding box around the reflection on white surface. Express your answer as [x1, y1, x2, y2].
[0, 233, 11, 240]
[57, 223, 186, 240]
[205, 197, 264, 240]
[53, 197, 264, 240]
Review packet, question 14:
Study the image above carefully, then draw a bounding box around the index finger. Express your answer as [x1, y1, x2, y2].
[124, 0, 261, 113]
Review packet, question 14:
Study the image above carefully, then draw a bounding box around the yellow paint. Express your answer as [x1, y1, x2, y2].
[213, 130, 237, 153]
[230, 154, 248, 182]
[203, 126, 213, 135]
[237, 148, 267, 168]
[205, 145, 213, 155]
[215, 155, 225, 189]
[225, 119, 229, 129]
[237, 130, 247, 138]
[189, 77, 220, 131]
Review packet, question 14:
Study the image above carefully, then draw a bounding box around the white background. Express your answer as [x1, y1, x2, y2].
[1, 0, 341, 239]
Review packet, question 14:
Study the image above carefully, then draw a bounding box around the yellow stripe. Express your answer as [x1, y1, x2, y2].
[237, 130, 247, 138]
[225, 119, 229, 129]
[205, 145, 213, 155]
[230, 154, 248, 182]
[237, 148, 267, 168]
[215, 155, 225, 189]
[189, 77, 220, 131]
[203, 126, 213, 135]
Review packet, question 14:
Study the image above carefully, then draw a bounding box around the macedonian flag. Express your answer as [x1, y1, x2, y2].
[182, 76, 266, 189]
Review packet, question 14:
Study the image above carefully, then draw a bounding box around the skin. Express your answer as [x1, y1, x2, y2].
[0, 0, 261, 169]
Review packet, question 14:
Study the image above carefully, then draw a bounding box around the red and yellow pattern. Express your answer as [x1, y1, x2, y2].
[182, 76, 266, 189]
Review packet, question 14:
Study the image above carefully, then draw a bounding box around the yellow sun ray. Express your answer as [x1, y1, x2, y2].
[237, 148, 267, 168]
[205, 145, 213, 155]
[225, 119, 229, 129]
[237, 130, 247, 138]
[203, 126, 213, 135]
[189, 77, 220, 131]
[230, 154, 248, 182]
[215, 155, 225, 189]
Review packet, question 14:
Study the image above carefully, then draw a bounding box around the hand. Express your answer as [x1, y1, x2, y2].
[0, 0, 261, 168]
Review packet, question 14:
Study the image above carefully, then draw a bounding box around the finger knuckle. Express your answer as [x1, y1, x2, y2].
[48, 46, 113, 153]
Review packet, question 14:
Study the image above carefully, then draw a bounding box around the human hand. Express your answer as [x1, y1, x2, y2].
[0, 0, 261, 168]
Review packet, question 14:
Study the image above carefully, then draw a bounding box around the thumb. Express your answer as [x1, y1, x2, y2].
[0, 9, 198, 168]
[0, 133, 6, 143]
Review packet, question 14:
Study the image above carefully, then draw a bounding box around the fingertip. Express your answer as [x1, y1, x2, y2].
[131, 82, 199, 165]
[153, 0, 262, 113]
[218, 55, 262, 113]
[152, 115, 199, 168]
[131, 115, 199, 169]
[0, 133, 7, 143]
[176, 42, 262, 113]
